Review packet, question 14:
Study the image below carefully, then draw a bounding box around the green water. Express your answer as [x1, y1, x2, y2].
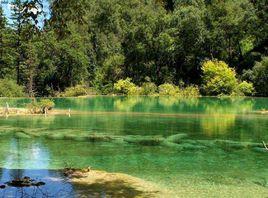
[0, 97, 267, 197]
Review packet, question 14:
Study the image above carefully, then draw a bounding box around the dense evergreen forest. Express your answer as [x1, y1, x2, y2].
[0, 0, 267, 97]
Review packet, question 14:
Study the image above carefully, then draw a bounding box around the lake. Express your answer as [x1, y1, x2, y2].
[0, 97, 267, 197]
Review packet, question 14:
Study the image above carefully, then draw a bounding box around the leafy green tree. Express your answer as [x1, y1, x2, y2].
[252, 57, 268, 96]
[0, 79, 25, 97]
[114, 78, 140, 95]
[205, 0, 257, 69]
[235, 81, 254, 96]
[171, 3, 206, 82]
[140, 82, 158, 95]
[158, 83, 179, 96]
[201, 60, 238, 95]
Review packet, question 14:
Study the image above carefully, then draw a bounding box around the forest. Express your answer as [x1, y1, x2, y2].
[0, 0, 267, 97]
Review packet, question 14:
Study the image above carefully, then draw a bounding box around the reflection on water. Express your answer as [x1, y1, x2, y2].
[0, 97, 267, 196]
[0, 169, 74, 197]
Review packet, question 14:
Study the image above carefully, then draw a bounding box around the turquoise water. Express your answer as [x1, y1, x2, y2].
[0, 97, 267, 197]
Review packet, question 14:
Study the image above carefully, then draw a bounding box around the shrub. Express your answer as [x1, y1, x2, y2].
[140, 82, 157, 95]
[114, 78, 140, 95]
[234, 81, 254, 96]
[252, 57, 268, 96]
[158, 83, 179, 96]
[27, 99, 55, 114]
[201, 60, 237, 96]
[181, 86, 200, 97]
[0, 79, 25, 97]
[60, 85, 96, 97]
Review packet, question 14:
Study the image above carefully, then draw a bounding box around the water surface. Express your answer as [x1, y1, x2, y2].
[0, 97, 267, 197]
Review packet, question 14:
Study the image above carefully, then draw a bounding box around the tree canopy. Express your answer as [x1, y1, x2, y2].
[0, 0, 267, 96]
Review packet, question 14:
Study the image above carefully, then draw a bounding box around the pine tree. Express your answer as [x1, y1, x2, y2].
[10, 0, 24, 84]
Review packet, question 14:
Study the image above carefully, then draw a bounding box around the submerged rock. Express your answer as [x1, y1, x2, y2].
[68, 168, 172, 197]
[124, 136, 164, 146]
[161, 140, 183, 149]
[196, 140, 216, 148]
[214, 140, 247, 150]
[162, 140, 206, 151]
[14, 132, 31, 139]
[180, 143, 207, 150]
[251, 147, 267, 153]
[214, 140, 265, 151]
[47, 133, 65, 140]
[87, 134, 114, 142]
[166, 133, 188, 143]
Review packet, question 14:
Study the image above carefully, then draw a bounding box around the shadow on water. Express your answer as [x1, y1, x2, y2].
[0, 169, 147, 198]
[0, 169, 74, 197]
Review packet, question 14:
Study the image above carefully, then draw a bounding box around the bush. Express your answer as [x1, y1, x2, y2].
[201, 60, 237, 96]
[114, 78, 140, 95]
[234, 81, 254, 96]
[140, 82, 157, 95]
[0, 79, 25, 97]
[60, 85, 96, 97]
[27, 99, 55, 114]
[252, 57, 268, 96]
[181, 86, 200, 97]
[158, 83, 179, 96]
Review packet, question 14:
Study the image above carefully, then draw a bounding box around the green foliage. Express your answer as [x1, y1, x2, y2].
[234, 81, 255, 96]
[39, 99, 55, 110]
[158, 83, 179, 96]
[201, 60, 238, 96]
[0, 79, 25, 97]
[27, 99, 55, 114]
[60, 85, 97, 97]
[114, 78, 140, 95]
[140, 82, 157, 95]
[252, 57, 268, 96]
[181, 86, 200, 98]
[0, 0, 267, 97]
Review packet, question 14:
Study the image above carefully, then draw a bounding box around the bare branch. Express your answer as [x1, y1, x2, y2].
[262, 141, 268, 151]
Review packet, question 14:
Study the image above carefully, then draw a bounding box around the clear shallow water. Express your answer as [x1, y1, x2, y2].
[0, 97, 267, 197]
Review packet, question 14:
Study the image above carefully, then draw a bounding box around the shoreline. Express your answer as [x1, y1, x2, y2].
[0, 108, 267, 118]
